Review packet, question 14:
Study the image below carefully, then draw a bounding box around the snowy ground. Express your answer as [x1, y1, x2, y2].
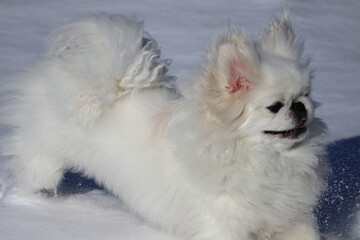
[0, 0, 359, 239]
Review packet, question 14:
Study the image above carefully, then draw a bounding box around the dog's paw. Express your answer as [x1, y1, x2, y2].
[276, 222, 321, 240]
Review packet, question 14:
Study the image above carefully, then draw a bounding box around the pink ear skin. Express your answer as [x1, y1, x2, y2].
[228, 59, 250, 94]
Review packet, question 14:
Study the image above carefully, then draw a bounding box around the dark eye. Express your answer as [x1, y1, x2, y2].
[267, 102, 284, 114]
[305, 91, 310, 97]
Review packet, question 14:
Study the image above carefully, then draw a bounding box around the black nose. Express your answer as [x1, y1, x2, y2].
[290, 102, 308, 123]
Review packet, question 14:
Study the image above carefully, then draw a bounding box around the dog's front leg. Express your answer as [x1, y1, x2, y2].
[275, 221, 321, 240]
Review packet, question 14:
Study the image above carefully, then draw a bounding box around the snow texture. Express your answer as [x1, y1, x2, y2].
[0, 0, 359, 239]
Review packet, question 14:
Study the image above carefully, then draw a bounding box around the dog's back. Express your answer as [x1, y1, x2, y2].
[0, 15, 175, 193]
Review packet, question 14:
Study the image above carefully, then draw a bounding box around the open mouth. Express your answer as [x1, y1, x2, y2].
[264, 124, 307, 139]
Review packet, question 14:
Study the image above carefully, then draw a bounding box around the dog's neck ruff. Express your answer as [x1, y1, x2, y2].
[168, 119, 321, 226]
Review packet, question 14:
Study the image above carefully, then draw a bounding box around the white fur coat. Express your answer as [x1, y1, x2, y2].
[0, 14, 327, 240]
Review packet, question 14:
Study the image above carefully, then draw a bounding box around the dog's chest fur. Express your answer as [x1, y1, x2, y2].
[177, 136, 320, 234]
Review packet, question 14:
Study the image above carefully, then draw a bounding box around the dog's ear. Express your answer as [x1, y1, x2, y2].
[258, 10, 304, 60]
[181, 26, 260, 124]
[217, 44, 257, 94]
[205, 27, 260, 96]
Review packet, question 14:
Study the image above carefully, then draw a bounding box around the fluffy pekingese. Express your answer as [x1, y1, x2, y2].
[1, 12, 327, 240]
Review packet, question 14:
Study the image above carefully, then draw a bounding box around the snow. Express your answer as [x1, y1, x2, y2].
[0, 0, 359, 239]
[0, 190, 178, 240]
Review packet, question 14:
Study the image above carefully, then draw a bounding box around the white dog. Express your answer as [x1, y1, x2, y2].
[1, 12, 327, 240]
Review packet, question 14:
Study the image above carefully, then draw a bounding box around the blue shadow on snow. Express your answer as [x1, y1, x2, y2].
[316, 136, 360, 238]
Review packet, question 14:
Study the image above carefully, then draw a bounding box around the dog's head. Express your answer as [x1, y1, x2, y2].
[186, 12, 314, 149]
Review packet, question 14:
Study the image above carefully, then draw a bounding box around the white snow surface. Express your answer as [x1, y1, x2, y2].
[0, 0, 359, 239]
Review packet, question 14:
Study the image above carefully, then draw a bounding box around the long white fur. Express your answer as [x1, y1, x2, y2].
[1, 13, 327, 240]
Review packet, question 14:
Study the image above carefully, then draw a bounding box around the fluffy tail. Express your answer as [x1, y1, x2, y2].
[47, 14, 175, 126]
